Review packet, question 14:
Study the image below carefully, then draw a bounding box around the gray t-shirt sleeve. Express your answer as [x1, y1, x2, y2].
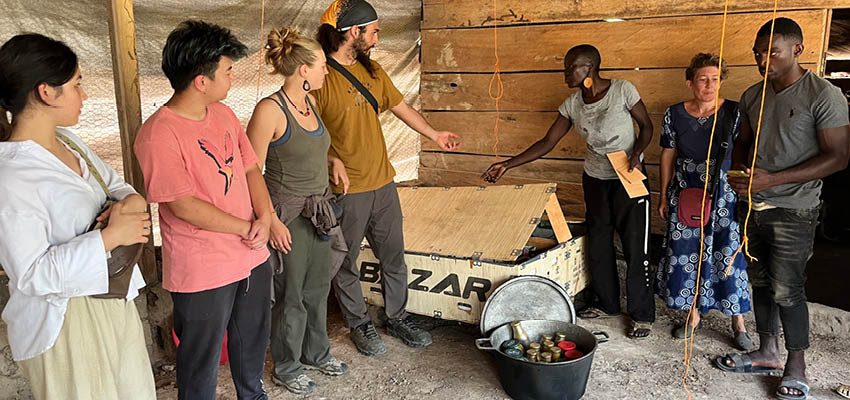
[738, 90, 751, 122]
[558, 96, 573, 120]
[621, 80, 641, 110]
[813, 85, 850, 130]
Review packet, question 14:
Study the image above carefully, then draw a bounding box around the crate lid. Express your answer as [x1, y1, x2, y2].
[398, 183, 570, 262]
[479, 275, 576, 336]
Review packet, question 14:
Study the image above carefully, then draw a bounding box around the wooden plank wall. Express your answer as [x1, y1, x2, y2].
[418, 1, 846, 233]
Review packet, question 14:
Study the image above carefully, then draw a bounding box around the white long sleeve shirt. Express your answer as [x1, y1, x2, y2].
[0, 128, 146, 361]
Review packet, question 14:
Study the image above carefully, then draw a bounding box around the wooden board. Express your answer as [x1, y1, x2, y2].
[422, 0, 847, 29]
[418, 152, 663, 192]
[358, 236, 590, 323]
[398, 183, 561, 262]
[421, 65, 818, 113]
[422, 10, 826, 72]
[107, 0, 157, 283]
[417, 167, 667, 234]
[422, 111, 666, 164]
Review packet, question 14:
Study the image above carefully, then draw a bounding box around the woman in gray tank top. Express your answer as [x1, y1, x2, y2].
[246, 27, 350, 395]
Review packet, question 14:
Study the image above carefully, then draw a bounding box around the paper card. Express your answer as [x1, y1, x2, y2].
[607, 151, 649, 198]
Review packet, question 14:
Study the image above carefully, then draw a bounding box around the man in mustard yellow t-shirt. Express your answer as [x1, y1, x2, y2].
[313, 0, 460, 356]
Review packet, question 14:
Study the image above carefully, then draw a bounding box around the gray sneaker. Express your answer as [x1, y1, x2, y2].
[350, 321, 387, 356]
[272, 374, 317, 395]
[305, 356, 350, 376]
[386, 316, 433, 348]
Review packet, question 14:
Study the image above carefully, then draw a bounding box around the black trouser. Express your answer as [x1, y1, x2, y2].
[172, 260, 272, 400]
[583, 173, 655, 323]
[744, 205, 820, 351]
[333, 181, 409, 328]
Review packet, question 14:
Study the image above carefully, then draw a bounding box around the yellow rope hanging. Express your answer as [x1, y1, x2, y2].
[727, 0, 780, 272]
[255, 0, 267, 102]
[682, 1, 779, 398]
[681, 1, 729, 398]
[488, 0, 504, 160]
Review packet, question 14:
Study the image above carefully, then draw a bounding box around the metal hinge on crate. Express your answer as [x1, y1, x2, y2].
[476, 186, 486, 191]
[430, 254, 441, 261]
[529, 217, 540, 225]
[471, 252, 483, 267]
[546, 186, 557, 193]
[514, 184, 524, 189]
[511, 249, 522, 257]
[433, 310, 442, 319]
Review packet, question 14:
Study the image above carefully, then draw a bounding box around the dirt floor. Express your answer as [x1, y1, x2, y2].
[154, 298, 850, 400]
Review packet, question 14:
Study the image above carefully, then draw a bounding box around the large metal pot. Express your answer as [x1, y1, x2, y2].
[476, 319, 608, 400]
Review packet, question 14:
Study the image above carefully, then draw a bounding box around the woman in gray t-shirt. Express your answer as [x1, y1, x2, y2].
[483, 44, 656, 339]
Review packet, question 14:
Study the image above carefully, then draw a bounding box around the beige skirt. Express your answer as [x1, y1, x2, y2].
[18, 296, 156, 400]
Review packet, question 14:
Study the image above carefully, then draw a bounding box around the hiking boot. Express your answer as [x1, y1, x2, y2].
[386, 315, 432, 348]
[272, 374, 317, 395]
[305, 356, 350, 376]
[350, 321, 387, 356]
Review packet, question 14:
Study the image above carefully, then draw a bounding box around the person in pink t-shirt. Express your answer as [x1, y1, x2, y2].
[134, 20, 273, 400]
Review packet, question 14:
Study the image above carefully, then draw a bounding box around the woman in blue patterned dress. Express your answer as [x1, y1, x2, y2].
[656, 53, 753, 350]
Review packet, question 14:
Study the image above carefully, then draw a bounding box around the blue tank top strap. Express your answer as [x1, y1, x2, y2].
[268, 91, 292, 147]
[304, 96, 325, 137]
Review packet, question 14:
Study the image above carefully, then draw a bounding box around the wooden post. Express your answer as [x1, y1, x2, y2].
[106, 0, 157, 283]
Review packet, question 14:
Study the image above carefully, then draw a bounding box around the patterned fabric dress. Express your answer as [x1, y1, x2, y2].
[655, 101, 751, 316]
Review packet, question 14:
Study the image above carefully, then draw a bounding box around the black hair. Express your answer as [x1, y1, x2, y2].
[161, 20, 248, 92]
[566, 44, 602, 70]
[0, 33, 78, 141]
[757, 17, 803, 44]
[316, 23, 376, 78]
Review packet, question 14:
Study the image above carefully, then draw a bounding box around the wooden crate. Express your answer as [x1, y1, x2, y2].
[356, 183, 589, 324]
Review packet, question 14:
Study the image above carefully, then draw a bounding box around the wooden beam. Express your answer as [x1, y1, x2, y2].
[422, 0, 850, 29]
[106, 0, 157, 283]
[421, 65, 822, 113]
[422, 10, 826, 73]
[422, 111, 666, 163]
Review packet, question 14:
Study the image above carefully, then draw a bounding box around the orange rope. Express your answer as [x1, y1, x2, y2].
[681, 2, 729, 398]
[487, 0, 504, 159]
[727, 0, 779, 272]
[255, 0, 266, 102]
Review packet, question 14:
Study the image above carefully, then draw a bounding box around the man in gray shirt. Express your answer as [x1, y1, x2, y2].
[715, 18, 849, 400]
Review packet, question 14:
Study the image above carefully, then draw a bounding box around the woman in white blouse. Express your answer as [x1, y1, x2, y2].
[0, 34, 155, 399]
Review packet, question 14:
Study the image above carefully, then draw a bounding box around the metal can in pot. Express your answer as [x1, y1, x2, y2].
[550, 347, 562, 362]
[558, 340, 577, 352]
[555, 333, 567, 343]
[529, 343, 541, 352]
[540, 352, 553, 363]
[511, 321, 531, 347]
[542, 340, 556, 352]
[501, 339, 524, 353]
[542, 334, 554, 343]
[526, 349, 539, 362]
[504, 348, 524, 359]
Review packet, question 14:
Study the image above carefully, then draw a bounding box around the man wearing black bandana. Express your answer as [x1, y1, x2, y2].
[313, 0, 460, 356]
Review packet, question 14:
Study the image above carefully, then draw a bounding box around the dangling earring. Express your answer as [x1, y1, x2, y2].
[303, 80, 312, 92]
[583, 77, 593, 89]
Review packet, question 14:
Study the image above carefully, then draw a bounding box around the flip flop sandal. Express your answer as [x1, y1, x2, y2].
[775, 376, 809, 400]
[672, 321, 701, 339]
[713, 352, 782, 376]
[733, 331, 754, 351]
[628, 321, 652, 340]
[835, 384, 850, 399]
[577, 307, 620, 319]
